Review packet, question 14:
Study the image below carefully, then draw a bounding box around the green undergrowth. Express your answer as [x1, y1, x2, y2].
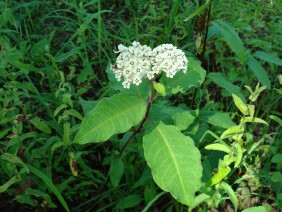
[0, 0, 281, 211]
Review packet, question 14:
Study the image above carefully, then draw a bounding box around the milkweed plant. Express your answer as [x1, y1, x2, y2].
[74, 41, 268, 211]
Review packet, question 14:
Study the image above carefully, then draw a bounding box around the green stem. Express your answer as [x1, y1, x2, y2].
[118, 81, 154, 158]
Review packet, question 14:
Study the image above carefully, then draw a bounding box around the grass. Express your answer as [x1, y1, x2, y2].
[0, 0, 281, 211]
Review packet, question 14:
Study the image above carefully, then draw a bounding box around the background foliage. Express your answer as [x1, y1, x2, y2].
[0, 0, 281, 211]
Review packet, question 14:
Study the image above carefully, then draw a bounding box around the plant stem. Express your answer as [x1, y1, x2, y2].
[118, 81, 154, 158]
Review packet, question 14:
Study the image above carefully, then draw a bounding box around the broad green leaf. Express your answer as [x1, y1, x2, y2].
[205, 143, 232, 154]
[191, 193, 211, 209]
[232, 94, 249, 115]
[199, 111, 236, 128]
[221, 126, 244, 139]
[207, 159, 231, 187]
[211, 20, 248, 63]
[241, 117, 268, 125]
[160, 57, 206, 95]
[219, 182, 238, 212]
[29, 117, 52, 134]
[254, 51, 282, 66]
[0, 175, 21, 193]
[172, 111, 196, 131]
[116, 194, 142, 209]
[209, 73, 246, 101]
[74, 93, 146, 144]
[109, 158, 124, 187]
[143, 122, 202, 206]
[184, 0, 211, 21]
[246, 56, 271, 89]
[153, 82, 166, 96]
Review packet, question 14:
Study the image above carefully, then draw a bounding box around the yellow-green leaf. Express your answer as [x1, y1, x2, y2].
[153, 82, 166, 96]
[232, 94, 249, 115]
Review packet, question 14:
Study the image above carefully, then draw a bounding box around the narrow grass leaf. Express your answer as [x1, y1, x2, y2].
[25, 164, 70, 212]
[219, 182, 238, 212]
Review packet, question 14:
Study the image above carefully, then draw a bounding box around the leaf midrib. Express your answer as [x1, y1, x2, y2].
[80, 95, 145, 141]
[156, 125, 186, 195]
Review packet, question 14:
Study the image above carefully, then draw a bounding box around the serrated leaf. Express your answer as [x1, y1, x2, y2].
[74, 93, 146, 144]
[205, 143, 232, 154]
[109, 158, 124, 187]
[232, 94, 249, 115]
[219, 182, 238, 212]
[143, 122, 202, 207]
[160, 57, 206, 95]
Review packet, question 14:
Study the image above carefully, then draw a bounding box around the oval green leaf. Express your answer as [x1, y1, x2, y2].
[232, 94, 249, 115]
[143, 122, 202, 207]
[74, 93, 146, 144]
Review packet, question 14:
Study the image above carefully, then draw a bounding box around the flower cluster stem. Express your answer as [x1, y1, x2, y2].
[118, 81, 154, 158]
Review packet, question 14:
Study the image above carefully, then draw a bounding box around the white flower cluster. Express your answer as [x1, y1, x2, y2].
[151, 44, 188, 78]
[111, 41, 188, 89]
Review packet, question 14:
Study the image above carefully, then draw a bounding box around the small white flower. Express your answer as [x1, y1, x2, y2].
[122, 81, 130, 89]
